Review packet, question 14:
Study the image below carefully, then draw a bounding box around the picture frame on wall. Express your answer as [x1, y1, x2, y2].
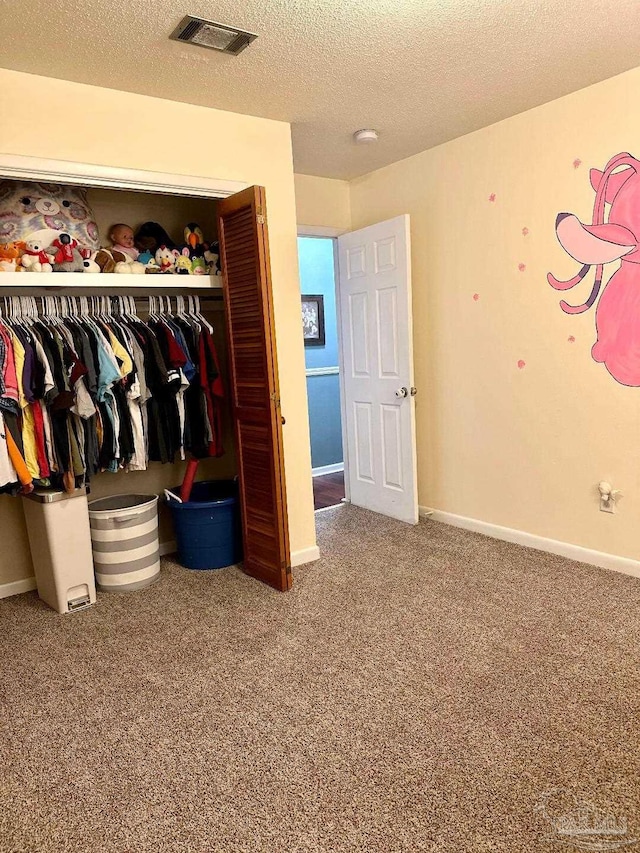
[301, 294, 325, 347]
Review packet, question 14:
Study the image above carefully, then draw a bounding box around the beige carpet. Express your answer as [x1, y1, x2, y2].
[1, 506, 639, 852]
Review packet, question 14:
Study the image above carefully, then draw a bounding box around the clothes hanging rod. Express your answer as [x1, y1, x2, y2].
[0, 293, 224, 320]
[0, 287, 224, 300]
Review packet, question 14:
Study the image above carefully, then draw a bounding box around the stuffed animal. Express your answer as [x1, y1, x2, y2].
[155, 245, 177, 273]
[203, 241, 222, 275]
[0, 181, 99, 250]
[95, 248, 127, 273]
[47, 234, 84, 272]
[191, 256, 207, 275]
[0, 241, 26, 272]
[114, 258, 146, 275]
[135, 221, 175, 254]
[175, 249, 192, 275]
[136, 250, 161, 273]
[181, 222, 210, 275]
[184, 222, 205, 254]
[20, 240, 53, 272]
[80, 249, 101, 273]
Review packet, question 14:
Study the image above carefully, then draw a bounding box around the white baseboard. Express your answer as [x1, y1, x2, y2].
[420, 507, 640, 580]
[2, 543, 177, 600]
[159, 539, 320, 569]
[312, 463, 344, 476]
[159, 540, 177, 557]
[0, 544, 319, 599]
[0, 576, 37, 600]
[291, 545, 321, 567]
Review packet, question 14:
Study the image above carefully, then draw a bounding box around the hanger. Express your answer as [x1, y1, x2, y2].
[121, 294, 137, 323]
[148, 295, 157, 321]
[194, 294, 213, 334]
[183, 294, 200, 332]
[10, 296, 25, 328]
[80, 295, 90, 321]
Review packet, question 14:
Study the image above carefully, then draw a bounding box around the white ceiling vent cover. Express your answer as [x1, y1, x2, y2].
[170, 15, 257, 55]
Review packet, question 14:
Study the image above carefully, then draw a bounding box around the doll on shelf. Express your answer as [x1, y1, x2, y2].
[108, 223, 139, 260]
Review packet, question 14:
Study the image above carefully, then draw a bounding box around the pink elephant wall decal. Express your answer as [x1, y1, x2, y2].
[548, 152, 640, 386]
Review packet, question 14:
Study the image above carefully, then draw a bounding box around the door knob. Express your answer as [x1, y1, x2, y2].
[395, 387, 408, 398]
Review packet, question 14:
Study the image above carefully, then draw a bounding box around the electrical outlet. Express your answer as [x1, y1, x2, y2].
[598, 481, 622, 514]
[600, 496, 616, 514]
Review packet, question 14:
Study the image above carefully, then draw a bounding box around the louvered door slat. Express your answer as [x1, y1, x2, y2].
[217, 186, 291, 591]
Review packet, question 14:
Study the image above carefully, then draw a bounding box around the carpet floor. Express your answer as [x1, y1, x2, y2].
[1, 506, 639, 852]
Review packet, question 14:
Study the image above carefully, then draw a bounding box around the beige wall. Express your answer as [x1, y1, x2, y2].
[349, 66, 640, 562]
[0, 68, 316, 585]
[294, 174, 351, 232]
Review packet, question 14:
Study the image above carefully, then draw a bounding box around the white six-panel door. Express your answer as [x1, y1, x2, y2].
[338, 215, 418, 524]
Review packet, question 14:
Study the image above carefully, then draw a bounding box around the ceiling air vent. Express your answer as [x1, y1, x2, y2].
[170, 15, 257, 55]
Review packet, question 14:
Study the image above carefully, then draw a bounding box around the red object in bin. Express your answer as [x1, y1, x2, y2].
[180, 458, 199, 502]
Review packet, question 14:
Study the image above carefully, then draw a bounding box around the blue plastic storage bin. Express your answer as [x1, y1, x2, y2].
[168, 480, 242, 570]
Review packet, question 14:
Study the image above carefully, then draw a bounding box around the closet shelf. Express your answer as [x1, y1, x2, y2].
[0, 271, 223, 289]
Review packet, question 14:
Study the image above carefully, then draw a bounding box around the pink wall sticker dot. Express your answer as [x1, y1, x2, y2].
[517, 360, 526, 369]
[488, 193, 496, 202]
[568, 335, 576, 343]
[522, 227, 529, 236]
[518, 262, 526, 272]
[573, 158, 582, 169]
[473, 293, 480, 301]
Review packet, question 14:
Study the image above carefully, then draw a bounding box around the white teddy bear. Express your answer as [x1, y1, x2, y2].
[114, 258, 146, 275]
[20, 240, 54, 273]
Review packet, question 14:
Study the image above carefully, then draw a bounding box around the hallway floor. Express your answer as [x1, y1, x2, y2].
[313, 469, 345, 510]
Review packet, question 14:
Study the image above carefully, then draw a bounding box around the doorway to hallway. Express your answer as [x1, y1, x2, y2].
[298, 235, 345, 511]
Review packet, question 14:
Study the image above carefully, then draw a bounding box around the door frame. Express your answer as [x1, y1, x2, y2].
[297, 225, 351, 503]
[301, 218, 418, 520]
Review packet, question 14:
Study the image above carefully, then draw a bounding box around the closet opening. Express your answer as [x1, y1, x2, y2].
[0, 171, 291, 593]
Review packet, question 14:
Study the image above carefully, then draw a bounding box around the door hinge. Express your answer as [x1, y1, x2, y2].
[270, 392, 280, 407]
[256, 209, 265, 225]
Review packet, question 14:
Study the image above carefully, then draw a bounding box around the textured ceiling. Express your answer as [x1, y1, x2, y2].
[1, 0, 639, 179]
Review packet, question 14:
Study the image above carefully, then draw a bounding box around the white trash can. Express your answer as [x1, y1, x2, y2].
[22, 487, 96, 614]
[88, 494, 160, 592]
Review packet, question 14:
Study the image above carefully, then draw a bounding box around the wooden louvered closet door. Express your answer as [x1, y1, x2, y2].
[217, 186, 291, 591]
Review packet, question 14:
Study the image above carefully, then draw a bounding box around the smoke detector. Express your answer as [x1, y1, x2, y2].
[170, 15, 258, 55]
[353, 129, 379, 144]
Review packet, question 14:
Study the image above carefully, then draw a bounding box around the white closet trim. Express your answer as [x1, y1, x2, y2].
[0, 153, 248, 199]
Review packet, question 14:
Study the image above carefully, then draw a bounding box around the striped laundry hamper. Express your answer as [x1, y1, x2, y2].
[88, 494, 160, 592]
